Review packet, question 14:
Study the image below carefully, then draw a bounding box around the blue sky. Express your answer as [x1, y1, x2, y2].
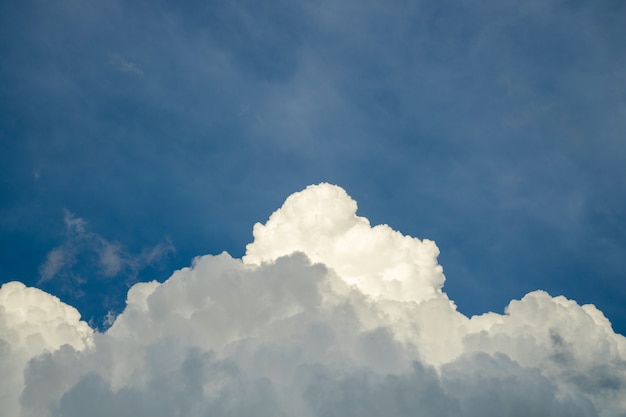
[1, 0, 626, 339]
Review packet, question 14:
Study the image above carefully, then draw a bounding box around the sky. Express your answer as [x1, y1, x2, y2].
[1, 0, 626, 415]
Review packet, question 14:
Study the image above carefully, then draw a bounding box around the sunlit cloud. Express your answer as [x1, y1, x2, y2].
[3, 184, 624, 416]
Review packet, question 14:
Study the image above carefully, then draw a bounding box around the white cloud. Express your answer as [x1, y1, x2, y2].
[0, 282, 93, 417]
[244, 184, 446, 304]
[3, 184, 626, 416]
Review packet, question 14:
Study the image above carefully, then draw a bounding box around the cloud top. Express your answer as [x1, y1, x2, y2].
[0, 281, 93, 416]
[244, 183, 446, 303]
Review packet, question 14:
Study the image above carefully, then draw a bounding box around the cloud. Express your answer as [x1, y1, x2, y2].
[244, 184, 446, 303]
[39, 210, 175, 287]
[0, 281, 93, 417]
[108, 53, 144, 75]
[3, 184, 626, 416]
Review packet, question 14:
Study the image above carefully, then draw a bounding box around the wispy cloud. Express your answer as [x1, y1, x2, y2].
[108, 53, 144, 75]
[39, 210, 174, 286]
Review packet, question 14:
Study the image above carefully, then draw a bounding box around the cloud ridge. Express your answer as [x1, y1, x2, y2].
[2, 183, 625, 416]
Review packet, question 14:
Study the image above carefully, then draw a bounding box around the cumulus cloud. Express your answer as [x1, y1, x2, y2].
[39, 210, 175, 286]
[244, 184, 446, 303]
[3, 184, 626, 416]
[0, 282, 93, 417]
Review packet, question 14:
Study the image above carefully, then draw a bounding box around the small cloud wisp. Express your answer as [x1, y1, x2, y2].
[39, 210, 174, 286]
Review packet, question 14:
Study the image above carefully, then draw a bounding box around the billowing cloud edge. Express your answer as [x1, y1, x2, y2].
[2, 183, 626, 417]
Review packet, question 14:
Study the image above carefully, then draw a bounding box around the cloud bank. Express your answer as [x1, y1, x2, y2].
[2, 184, 625, 416]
